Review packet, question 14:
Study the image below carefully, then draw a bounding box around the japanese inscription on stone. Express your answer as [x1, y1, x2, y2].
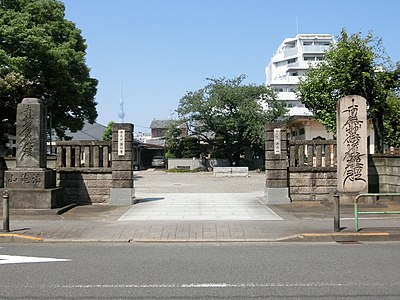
[5, 171, 44, 188]
[342, 99, 365, 186]
[118, 129, 125, 156]
[337, 95, 368, 193]
[15, 98, 47, 168]
[20, 105, 35, 159]
[274, 128, 281, 155]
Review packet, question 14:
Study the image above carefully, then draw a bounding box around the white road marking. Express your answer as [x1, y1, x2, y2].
[0, 282, 393, 289]
[0, 255, 70, 265]
[49, 282, 381, 289]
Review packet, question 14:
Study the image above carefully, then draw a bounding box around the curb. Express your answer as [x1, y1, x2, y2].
[1, 233, 400, 244]
[290, 232, 400, 242]
[0, 233, 43, 243]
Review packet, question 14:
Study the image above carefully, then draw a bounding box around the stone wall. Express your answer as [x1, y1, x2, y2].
[369, 155, 400, 198]
[213, 167, 249, 177]
[289, 170, 337, 201]
[167, 158, 230, 170]
[57, 170, 112, 204]
[56, 140, 112, 205]
[167, 158, 201, 170]
[288, 155, 400, 202]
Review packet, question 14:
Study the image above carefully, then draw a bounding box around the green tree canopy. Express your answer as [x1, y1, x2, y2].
[297, 29, 400, 152]
[0, 0, 98, 140]
[165, 121, 202, 159]
[176, 75, 287, 162]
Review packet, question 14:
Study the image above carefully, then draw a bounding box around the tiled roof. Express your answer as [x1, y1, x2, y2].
[150, 119, 174, 129]
[62, 121, 106, 141]
[150, 119, 187, 129]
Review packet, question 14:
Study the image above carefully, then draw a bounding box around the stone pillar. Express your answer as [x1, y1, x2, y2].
[263, 121, 291, 204]
[4, 98, 63, 209]
[109, 123, 136, 205]
[337, 95, 370, 203]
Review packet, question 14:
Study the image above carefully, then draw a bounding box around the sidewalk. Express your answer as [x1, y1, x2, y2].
[2, 171, 400, 243]
[2, 200, 400, 243]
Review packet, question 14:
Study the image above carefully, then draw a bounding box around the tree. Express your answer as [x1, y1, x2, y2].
[383, 89, 400, 148]
[0, 0, 98, 142]
[101, 121, 115, 141]
[297, 29, 400, 152]
[176, 75, 287, 163]
[165, 121, 201, 158]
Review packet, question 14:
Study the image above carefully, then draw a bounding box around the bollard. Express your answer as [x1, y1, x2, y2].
[333, 190, 340, 232]
[3, 190, 10, 232]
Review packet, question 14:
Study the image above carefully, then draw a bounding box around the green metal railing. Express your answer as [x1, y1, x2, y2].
[354, 193, 400, 231]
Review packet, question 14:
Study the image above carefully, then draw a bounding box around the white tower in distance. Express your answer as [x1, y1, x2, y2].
[118, 83, 125, 123]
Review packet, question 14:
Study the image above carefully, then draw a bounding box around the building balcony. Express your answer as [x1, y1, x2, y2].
[269, 76, 300, 85]
[303, 45, 330, 53]
[286, 61, 310, 70]
[276, 92, 297, 101]
[283, 47, 298, 58]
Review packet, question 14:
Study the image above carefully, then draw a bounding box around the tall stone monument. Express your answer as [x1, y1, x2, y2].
[4, 98, 63, 208]
[337, 95, 370, 203]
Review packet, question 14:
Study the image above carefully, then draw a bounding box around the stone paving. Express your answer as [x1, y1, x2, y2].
[119, 171, 282, 221]
[118, 192, 282, 221]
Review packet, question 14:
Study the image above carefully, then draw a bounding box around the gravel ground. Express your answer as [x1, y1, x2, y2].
[134, 170, 265, 194]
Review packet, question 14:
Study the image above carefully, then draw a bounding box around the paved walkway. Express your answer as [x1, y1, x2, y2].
[119, 192, 282, 221]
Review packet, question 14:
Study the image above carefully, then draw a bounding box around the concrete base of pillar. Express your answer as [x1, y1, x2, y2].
[338, 191, 376, 204]
[109, 188, 136, 205]
[263, 187, 291, 204]
[1, 187, 65, 209]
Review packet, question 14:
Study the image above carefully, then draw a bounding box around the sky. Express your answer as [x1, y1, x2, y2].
[61, 0, 400, 134]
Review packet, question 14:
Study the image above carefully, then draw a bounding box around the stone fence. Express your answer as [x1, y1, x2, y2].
[288, 140, 337, 201]
[56, 141, 112, 204]
[54, 123, 135, 205]
[264, 121, 400, 203]
[369, 154, 400, 199]
[56, 141, 111, 169]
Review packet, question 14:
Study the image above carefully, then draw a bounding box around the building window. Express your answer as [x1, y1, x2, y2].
[299, 128, 305, 135]
[304, 56, 315, 61]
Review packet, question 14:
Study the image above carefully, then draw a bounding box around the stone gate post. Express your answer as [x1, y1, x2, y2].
[263, 121, 291, 204]
[109, 123, 136, 205]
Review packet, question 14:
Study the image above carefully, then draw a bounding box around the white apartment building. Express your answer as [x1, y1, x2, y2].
[265, 34, 336, 140]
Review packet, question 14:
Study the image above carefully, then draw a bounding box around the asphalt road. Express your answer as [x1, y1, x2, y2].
[1, 242, 400, 299]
